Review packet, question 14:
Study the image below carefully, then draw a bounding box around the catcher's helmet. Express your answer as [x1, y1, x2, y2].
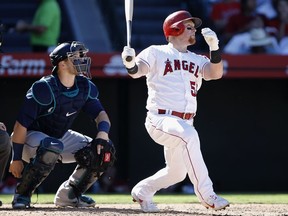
[49, 41, 92, 78]
[163, 10, 202, 39]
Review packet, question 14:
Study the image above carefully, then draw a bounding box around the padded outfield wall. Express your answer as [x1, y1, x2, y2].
[1, 53, 288, 192]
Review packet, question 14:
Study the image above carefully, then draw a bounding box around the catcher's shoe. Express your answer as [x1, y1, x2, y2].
[12, 194, 31, 209]
[131, 192, 159, 213]
[55, 194, 96, 207]
[201, 194, 229, 210]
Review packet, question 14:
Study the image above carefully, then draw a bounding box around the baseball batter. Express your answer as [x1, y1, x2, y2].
[121, 10, 229, 212]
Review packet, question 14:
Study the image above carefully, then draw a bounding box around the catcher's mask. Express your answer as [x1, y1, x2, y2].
[163, 10, 202, 40]
[49, 41, 92, 79]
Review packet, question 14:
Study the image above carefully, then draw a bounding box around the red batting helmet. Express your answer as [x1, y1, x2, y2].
[163, 10, 202, 39]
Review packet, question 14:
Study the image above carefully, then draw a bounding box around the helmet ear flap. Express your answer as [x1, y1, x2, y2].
[169, 22, 185, 37]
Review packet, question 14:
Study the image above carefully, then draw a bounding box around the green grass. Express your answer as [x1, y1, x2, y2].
[1, 193, 288, 204]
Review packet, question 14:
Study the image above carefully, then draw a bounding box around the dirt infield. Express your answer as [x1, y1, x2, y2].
[1, 203, 288, 216]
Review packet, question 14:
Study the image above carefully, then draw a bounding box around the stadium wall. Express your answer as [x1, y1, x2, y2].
[1, 53, 288, 193]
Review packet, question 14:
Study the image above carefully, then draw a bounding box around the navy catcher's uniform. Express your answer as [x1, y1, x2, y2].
[20, 75, 102, 163]
[9, 41, 112, 209]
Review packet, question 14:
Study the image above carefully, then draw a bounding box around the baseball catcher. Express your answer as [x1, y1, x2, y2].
[9, 41, 116, 209]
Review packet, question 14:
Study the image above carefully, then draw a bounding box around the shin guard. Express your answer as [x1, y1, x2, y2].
[16, 137, 63, 196]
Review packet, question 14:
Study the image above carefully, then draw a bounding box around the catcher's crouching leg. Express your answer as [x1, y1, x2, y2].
[54, 165, 99, 207]
[54, 138, 116, 208]
[13, 137, 63, 209]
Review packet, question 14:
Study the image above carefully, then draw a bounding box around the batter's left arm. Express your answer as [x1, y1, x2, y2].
[201, 28, 223, 80]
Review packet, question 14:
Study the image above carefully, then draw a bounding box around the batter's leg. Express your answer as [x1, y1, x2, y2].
[182, 126, 229, 210]
[132, 144, 187, 201]
[132, 115, 189, 201]
[182, 128, 214, 201]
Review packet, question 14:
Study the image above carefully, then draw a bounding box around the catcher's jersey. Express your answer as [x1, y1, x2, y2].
[137, 43, 209, 113]
[17, 75, 104, 138]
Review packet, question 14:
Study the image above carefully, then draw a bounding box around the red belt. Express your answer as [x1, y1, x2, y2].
[158, 109, 194, 120]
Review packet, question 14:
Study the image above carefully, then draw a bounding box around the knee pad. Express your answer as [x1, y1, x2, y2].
[37, 137, 64, 165]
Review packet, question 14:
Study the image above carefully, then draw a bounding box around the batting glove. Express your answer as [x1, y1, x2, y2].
[121, 46, 136, 69]
[201, 28, 219, 51]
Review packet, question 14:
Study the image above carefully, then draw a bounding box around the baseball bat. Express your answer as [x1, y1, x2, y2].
[125, 0, 133, 62]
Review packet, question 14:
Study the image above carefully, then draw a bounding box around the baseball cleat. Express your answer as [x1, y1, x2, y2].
[201, 194, 229, 210]
[55, 194, 96, 207]
[131, 192, 159, 213]
[12, 194, 31, 209]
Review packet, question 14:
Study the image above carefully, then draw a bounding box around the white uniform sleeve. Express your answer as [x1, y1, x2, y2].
[136, 46, 157, 74]
[197, 53, 210, 83]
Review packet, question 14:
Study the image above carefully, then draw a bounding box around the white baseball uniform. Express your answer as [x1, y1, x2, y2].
[131, 43, 216, 204]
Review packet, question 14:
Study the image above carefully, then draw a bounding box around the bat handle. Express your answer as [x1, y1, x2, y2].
[126, 56, 132, 62]
[126, 19, 133, 62]
[125, 41, 133, 62]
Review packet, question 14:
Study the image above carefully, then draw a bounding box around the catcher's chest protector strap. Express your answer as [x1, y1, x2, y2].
[30, 75, 90, 138]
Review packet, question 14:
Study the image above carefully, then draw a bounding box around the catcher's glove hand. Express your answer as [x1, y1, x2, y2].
[74, 138, 116, 172]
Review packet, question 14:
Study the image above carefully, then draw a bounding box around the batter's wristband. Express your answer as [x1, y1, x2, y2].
[210, 49, 222, 64]
[12, 142, 24, 161]
[98, 121, 110, 133]
[126, 65, 138, 75]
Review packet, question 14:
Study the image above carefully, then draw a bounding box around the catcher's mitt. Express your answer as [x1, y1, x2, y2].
[74, 138, 116, 172]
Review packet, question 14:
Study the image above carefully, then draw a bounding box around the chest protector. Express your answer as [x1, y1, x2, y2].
[28, 75, 90, 138]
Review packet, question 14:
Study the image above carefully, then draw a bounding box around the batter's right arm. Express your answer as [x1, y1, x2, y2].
[121, 46, 148, 78]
